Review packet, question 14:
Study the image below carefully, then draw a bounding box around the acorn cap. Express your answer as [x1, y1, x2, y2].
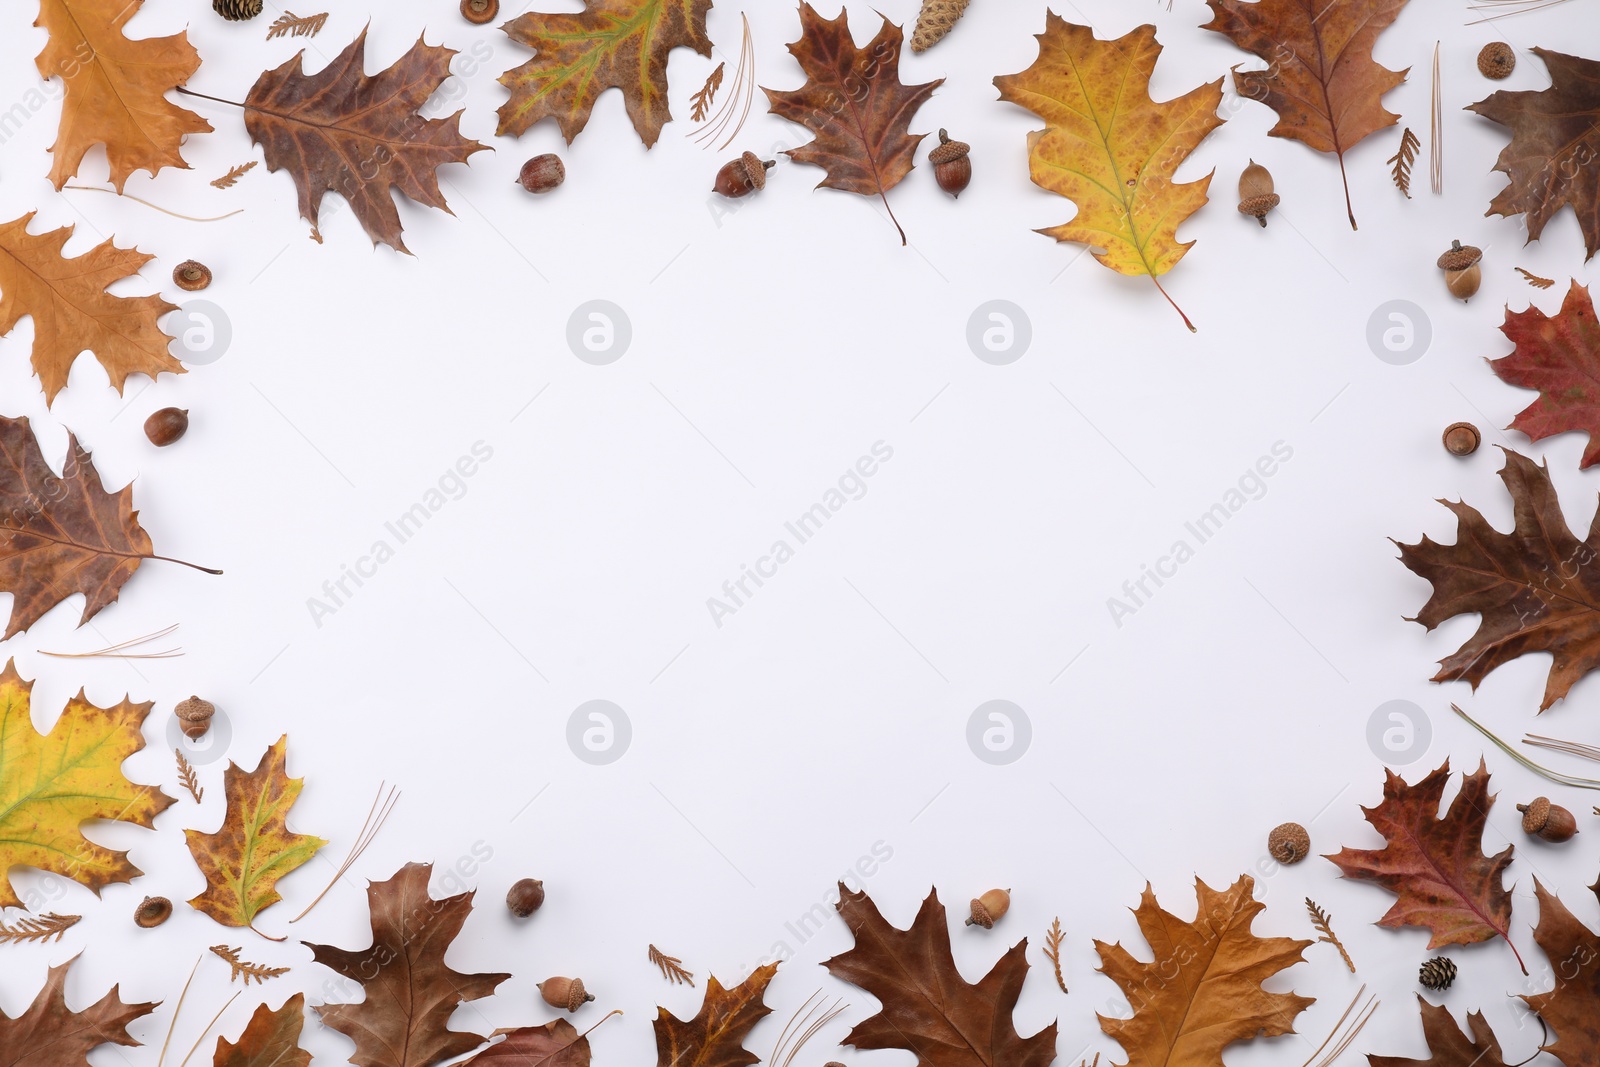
[741, 151, 770, 191]
[930, 130, 970, 165]
[173, 260, 212, 291]
[1520, 796, 1551, 833]
[1238, 193, 1280, 219]
[1443, 422, 1481, 456]
[1478, 42, 1515, 79]
[1268, 822, 1310, 864]
[1437, 241, 1482, 270]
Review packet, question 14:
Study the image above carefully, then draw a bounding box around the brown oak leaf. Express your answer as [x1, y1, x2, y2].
[1522, 879, 1600, 1067]
[0, 213, 182, 404]
[214, 995, 311, 1067]
[34, 0, 211, 191]
[243, 30, 489, 253]
[823, 886, 1056, 1067]
[1398, 448, 1600, 711]
[1203, 0, 1410, 228]
[1367, 996, 1517, 1067]
[1097, 876, 1312, 1067]
[465, 1019, 596, 1067]
[307, 862, 510, 1067]
[1489, 282, 1600, 466]
[1469, 48, 1600, 261]
[1328, 759, 1524, 972]
[0, 954, 157, 1067]
[764, 4, 941, 245]
[653, 964, 776, 1067]
[497, 0, 713, 147]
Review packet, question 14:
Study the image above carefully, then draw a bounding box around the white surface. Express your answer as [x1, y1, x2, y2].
[1, 0, 1599, 1063]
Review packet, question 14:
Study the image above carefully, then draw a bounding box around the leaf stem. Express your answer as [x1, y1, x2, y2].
[1151, 275, 1196, 332]
[146, 554, 224, 575]
[174, 86, 247, 110]
[1336, 151, 1358, 229]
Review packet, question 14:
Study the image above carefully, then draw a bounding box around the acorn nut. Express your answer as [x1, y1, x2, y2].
[1443, 422, 1481, 457]
[173, 261, 212, 291]
[1518, 797, 1578, 842]
[1478, 42, 1515, 79]
[175, 696, 216, 740]
[135, 896, 172, 928]
[1268, 822, 1311, 864]
[714, 152, 774, 198]
[965, 888, 1011, 928]
[1237, 160, 1280, 227]
[507, 878, 545, 918]
[1438, 240, 1483, 301]
[461, 0, 498, 24]
[930, 130, 972, 198]
[517, 155, 565, 194]
[538, 976, 594, 1012]
[145, 407, 189, 447]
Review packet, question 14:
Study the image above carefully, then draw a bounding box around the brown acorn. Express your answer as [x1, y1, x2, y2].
[965, 888, 1011, 928]
[1268, 822, 1311, 864]
[461, 0, 499, 24]
[1237, 160, 1280, 227]
[1518, 797, 1579, 842]
[714, 152, 774, 198]
[175, 696, 216, 740]
[517, 155, 565, 194]
[1443, 422, 1481, 457]
[930, 130, 972, 198]
[144, 407, 190, 447]
[173, 261, 212, 291]
[507, 878, 545, 917]
[1478, 42, 1515, 79]
[538, 976, 594, 1012]
[1437, 240, 1483, 301]
[135, 896, 173, 928]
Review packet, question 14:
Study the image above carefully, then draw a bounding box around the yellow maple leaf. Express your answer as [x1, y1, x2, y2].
[186, 736, 326, 936]
[0, 660, 174, 910]
[995, 17, 1224, 332]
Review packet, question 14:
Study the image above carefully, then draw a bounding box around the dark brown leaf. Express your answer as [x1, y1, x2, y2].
[464, 1019, 593, 1067]
[0, 955, 156, 1067]
[1367, 996, 1517, 1067]
[653, 963, 777, 1067]
[1522, 879, 1600, 1067]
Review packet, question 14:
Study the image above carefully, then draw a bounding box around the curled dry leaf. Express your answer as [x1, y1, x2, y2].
[0, 955, 156, 1066]
[1521, 879, 1600, 1067]
[1488, 281, 1600, 467]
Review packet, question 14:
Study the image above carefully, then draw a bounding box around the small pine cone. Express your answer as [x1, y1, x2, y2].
[911, 0, 972, 53]
[214, 0, 264, 21]
[1419, 956, 1457, 991]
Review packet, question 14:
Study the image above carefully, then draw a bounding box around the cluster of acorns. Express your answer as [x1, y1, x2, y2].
[503, 877, 596, 1013]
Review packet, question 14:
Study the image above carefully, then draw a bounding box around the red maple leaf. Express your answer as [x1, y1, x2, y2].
[1490, 281, 1600, 467]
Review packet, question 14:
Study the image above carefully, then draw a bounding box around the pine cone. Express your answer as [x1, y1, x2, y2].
[911, 0, 972, 53]
[213, 0, 264, 21]
[1418, 956, 1457, 991]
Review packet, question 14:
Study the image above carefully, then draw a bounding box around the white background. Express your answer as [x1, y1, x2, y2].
[1, 0, 1600, 1064]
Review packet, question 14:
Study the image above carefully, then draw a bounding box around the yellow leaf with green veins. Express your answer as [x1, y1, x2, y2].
[186, 735, 325, 934]
[0, 660, 174, 909]
[994, 16, 1224, 332]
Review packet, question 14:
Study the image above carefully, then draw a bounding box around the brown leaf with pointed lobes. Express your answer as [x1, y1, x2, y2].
[1469, 48, 1600, 262]
[1520, 879, 1600, 1067]
[214, 995, 312, 1067]
[653, 963, 777, 1067]
[1489, 282, 1600, 466]
[1368, 996, 1518, 1067]
[1397, 448, 1600, 711]
[465, 1019, 594, 1067]
[244, 30, 489, 253]
[0, 955, 157, 1067]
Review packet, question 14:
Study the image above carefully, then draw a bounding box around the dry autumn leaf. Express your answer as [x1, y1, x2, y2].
[823, 886, 1056, 1067]
[1368, 996, 1519, 1067]
[1203, 0, 1410, 228]
[994, 18, 1222, 332]
[0, 213, 182, 405]
[0, 955, 157, 1067]
[465, 1017, 610, 1067]
[1521, 879, 1600, 1067]
[1398, 449, 1600, 711]
[33, 0, 211, 191]
[0, 660, 173, 909]
[764, 4, 941, 245]
[213, 995, 311, 1067]
[1469, 48, 1600, 261]
[186, 736, 327, 937]
[307, 862, 510, 1067]
[1097, 876, 1312, 1067]
[1328, 759, 1523, 971]
[1489, 282, 1600, 466]
[497, 0, 714, 147]
[654, 963, 777, 1067]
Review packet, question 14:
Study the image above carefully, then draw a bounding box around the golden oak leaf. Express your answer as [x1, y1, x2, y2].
[1203, 0, 1409, 229]
[498, 0, 713, 147]
[1368, 996, 1519, 1067]
[244, 30, 489, 253]
[0, 660, 174, 911]
[0, 955, 157, 1067]
[0, 214, 182, 404]
[763, 4, 941, 246]
[653, 963, 777, 1067]
[1521, 879, 1600, 1067]
[213, 995, 312, 1067]
[186, 736, 326, 935]
[1096, 876, 1313, 1067]
[994, 17, 1222, 332]
[34, 0, 211, 191]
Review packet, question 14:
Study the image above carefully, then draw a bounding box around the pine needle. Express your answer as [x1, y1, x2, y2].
[691, 15, 756, 151]
[63, 186, 242, 222]
[1454, 705, 1600, 790]
[1298, 985, 1378, 1067]
[267, 11, 328, 39]
[1430, 43, 1444, 195]
[1043, 917, 1068, 993]
[177, 991, 240, 1067]
[209, 945, 290, 985]
[1387, 127, 1420, 198]
[1305, 899, 1356, 973]
[1467, 0, 1576, 23]
[210, 162, 257, 189]
[290, 781, 400, 923]
[1514, 267, 1556, 289]
[157, 957, 202, 1067]
[41, 623, 181, 659]
[768, 990, 847, 1067]
[176, 749, 204, 804]
[690, 63, 724, 123]
[648, 944, 695, 986]
[0, 912, 81, 944]
[1525, 733, 1600, 761]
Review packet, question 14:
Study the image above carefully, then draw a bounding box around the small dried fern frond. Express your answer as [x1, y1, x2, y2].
[1387, 127, 1420, 198]
[176, 749, 204, 803]
[210, 945, 290, 985]
[1043, 917, 1068, 993]
[0, 912, 81, 945]
[690, 63, 724, 123]
[267, 11, 328, 39]
[1515, 267, 1556, 289]
[648, 944, 695, 986]
[211, 162, 258, 189]
[1306, 898, 1356, 973]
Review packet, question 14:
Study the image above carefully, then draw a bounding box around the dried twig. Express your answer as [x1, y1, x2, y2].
[210, 162, 257, 189]
[290, 781, 400, 923]
[267, 11, 328, 39]
[1305, 899, 1356, 973]
[769, 990, 848, 1067]
[1298, 985, 1378, 1067]
[1387, 127, 1420, 198]
[42, 623, 181, 659]
[1043, 917, 1068, 993]
[63, 185, 242, 222]
[1430, 43, 1443, 195]
[1454, 706, 1600, 789]
[209, 945, 290, 985]
[690, 62, 724, 123]
[691, 15, 755, 151]
[648, 944, 695, 986]
[0, 912, 81, 944]
[176, 749, 204, 804]
[1514, 267, 1556, 289]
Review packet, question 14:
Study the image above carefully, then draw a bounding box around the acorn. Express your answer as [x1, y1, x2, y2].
[173, 261, 212, 292]
[507, 878, 545, 918]
[517, 154, 565, 194]
[1478, 42, 1515, 79]
[175, 696, 216, 740]
[135, 896, 173, 928]
[713, 152, 774, 198]
[930, 130, 972, 198]
[1237, 160, 1279, 227]
[965, 888, 1011, 928]
[538, 976, 594, 1012]
[1443, 422, 1481, 457]
[1437, 240, 1483, 301]
[1518, 797, 1579, 843]
[144, 407, 190, 447]
[1268, 822, 1311, 865]
[461, 0, 499, 24]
